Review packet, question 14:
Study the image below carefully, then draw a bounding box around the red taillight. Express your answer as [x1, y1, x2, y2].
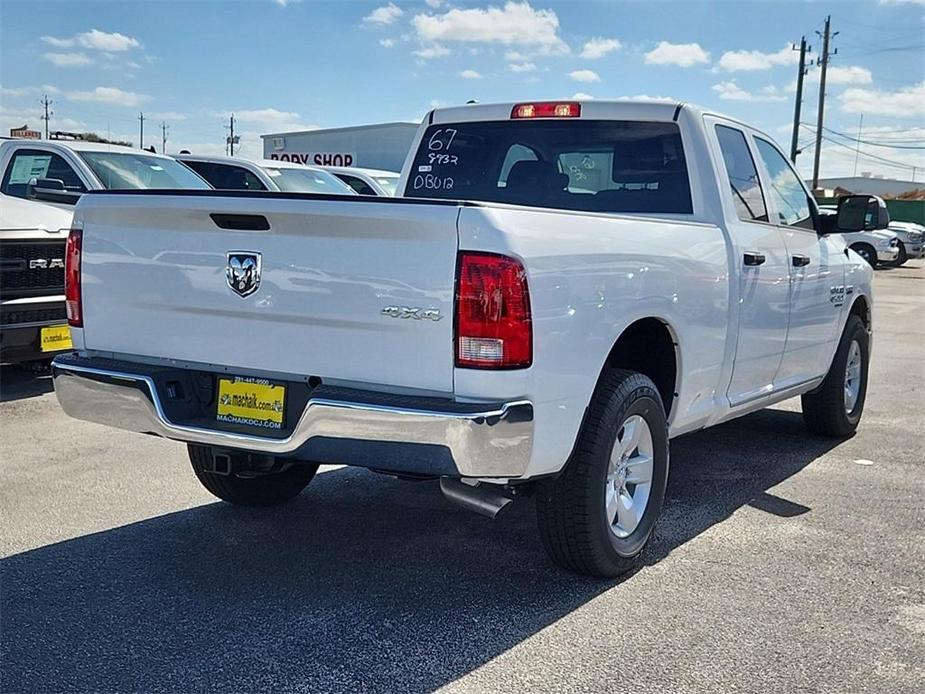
[455, 252, 532, 369]
[511, 102, 581, 119]
[65, 229, 82, 327]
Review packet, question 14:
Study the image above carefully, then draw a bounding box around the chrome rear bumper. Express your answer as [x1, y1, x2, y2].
[51, 355, 533, 478]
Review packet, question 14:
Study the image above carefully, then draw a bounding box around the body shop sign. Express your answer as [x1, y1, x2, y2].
[269, 152, 355, 166]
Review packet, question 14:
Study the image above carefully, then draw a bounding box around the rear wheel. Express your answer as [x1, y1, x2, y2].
[850, 243, 877, 268]
[536, 370, 669, 578]
[188, 444, 319, 506]
[801, 315, 869, 437]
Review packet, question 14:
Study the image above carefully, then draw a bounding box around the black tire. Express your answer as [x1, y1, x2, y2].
[536, 369, 669, 578]
[850, 243, 877, 268]
[892, 243, 908, 267]
[801, 315, 869, 437]
[188, 444, 319, 506]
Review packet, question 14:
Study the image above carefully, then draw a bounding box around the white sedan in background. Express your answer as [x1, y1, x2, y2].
[175, 154, 355, 195]
[324, 166, 400, 196]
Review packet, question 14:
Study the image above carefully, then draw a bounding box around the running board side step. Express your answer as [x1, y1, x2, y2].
[439, 478, 513, 519]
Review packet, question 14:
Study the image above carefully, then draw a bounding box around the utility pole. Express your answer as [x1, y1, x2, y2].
[161, 121, 169, 154]
[790, 37, 810, 163]
[227, 113, 236, 156]
[40, 94, 54, 139]
[138, 112, 146, 149]
[853, 114, 863, 177]
[812, 15, 838, 190]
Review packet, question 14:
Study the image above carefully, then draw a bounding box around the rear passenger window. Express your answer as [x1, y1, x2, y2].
[715, 125, 768, 223]
[754, 138, 814, 230]
[1, 149, 87, 199]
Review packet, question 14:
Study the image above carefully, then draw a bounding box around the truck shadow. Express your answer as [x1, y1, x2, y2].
[0, 364, 54, 403]
[1, 407, 841, 693]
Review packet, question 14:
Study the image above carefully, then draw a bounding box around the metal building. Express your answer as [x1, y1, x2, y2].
[261, 122, 419, 173]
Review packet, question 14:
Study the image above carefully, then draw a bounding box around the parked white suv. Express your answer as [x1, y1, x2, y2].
[53, 100, 885, 577]
[175, 154, 355, 195]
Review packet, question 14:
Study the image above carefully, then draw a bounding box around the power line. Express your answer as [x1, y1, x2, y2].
[801, 124, 921, 171]
[801, 122, 925, 149]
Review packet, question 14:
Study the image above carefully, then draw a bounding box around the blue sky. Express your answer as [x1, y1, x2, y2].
[1, 0, 923, 179]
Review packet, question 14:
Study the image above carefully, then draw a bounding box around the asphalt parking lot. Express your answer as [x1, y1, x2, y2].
[1, 261, 923, 694]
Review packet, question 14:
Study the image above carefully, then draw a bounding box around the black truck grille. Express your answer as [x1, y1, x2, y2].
[0, 240, 66, 296]
[0, 305, 67, 326]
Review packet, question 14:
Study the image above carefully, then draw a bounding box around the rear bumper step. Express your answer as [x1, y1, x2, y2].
[51, 355, 533, 478]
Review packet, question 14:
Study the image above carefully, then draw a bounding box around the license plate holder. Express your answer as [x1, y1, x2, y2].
[216, 376, 286, 431]
[40, 325, 73, 353]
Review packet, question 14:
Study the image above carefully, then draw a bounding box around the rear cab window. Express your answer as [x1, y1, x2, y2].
[405, 120, 693, 214]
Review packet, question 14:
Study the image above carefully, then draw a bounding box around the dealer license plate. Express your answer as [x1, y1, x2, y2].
[216, 376, 286, 430]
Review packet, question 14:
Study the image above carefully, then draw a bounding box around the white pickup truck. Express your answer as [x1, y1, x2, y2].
[52, 100, 887, 577]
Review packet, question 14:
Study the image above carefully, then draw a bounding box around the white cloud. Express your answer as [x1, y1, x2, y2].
[379, 38, 396, 48]
[460, 69, 483, 79]
[507, 61, 536, 73]
[712, 80, 786, 102]
[414, 44, 451, 59]
[579, 37, 621, 60]
[413, 1, 569, 54]
[43, 52, 93, 67]
[569, 69, 601, 83]
[1, 84, 61, 98]
[718, 45, 797, 72]
[803, 65, 873, 86]
[67, 86, 151, 107]
[425, 0, 443, 7]
[644, 41, 710, 67]
[878, 0, 925, 5]
[149, 111, 187, 121]
[838, 82, 925, 118]
[363, 3, 404, 25]
[616, 94, 677, 103]
[42, 29, 141, 52]
[274, 0, 301, 6]
[572, 92, 595, 100]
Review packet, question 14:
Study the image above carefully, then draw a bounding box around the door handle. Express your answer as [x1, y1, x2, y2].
[743, 252, 766, 266]
[792, 254, 811, 267]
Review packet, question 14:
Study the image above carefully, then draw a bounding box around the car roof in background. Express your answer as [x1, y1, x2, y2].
[173, 153, 330, 173]
[1, 139, 174, 158]
[324, 166, 400, 177]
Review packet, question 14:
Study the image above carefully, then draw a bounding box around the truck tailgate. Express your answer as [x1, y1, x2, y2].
[77, 193, 460, 393]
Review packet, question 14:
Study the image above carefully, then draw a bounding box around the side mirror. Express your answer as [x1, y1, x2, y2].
[835, 194, 890, 232]
[27, 178, 82, 206]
